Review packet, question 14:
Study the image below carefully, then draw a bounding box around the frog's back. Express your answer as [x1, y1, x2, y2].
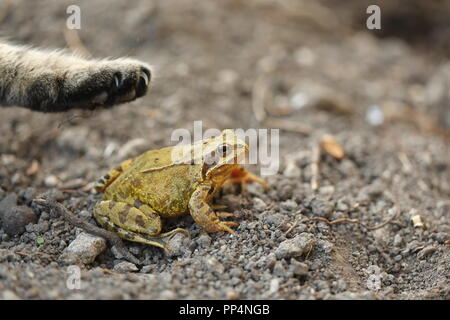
[106, 146, 202, 216]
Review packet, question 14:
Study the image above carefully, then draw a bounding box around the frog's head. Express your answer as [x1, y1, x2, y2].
[201, 129, 249, 179]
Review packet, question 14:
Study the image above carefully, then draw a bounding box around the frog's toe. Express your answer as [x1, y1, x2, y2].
[216, 211, 235, 218]
[211, 204, 228, 210]
[206, 221, 238, 234]
[222, 221, 239, 228]
[220, 222, 237, 234]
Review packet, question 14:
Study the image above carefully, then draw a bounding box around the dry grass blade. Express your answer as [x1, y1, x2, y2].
[320, 134, 344, 160]
[26, 160, 40, 176]
[264, 118, 313, 135]
[251, 77, 268, 123]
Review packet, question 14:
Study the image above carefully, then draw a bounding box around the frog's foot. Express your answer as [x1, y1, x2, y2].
[223, 167, 269, 193]
[93, 200, 189, 250]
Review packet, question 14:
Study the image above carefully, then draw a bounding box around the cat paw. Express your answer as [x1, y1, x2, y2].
[61, 59, 152, 110]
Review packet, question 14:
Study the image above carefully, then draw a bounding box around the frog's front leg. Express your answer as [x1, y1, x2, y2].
[189, 183, 238, 234]
[93, 200, 188, 250]
[222, 167, 269, 192]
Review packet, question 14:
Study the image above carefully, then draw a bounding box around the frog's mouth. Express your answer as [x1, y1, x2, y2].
[203, 143, 249, 178]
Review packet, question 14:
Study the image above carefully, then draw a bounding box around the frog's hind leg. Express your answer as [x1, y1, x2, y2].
[94, 158, 134, 192]
[93, 200, 188, 250]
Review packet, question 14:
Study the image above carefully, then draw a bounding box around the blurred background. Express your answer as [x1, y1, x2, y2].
[0, 0, 449, 299]
[0, 0, 449, 181]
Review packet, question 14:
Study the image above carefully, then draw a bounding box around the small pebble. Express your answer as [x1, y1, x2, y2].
[1, 205, 38, 236]
[113, 261, 138, 273]
[289, 258, 309, 276]
[226, 290, 240, 300]
[393, 234, 403, 247]
[309, 198, 334, 218]
[290, 91, 310, 109]
[252, 198, 267, 212]
[196, 234, 212, 248]
[281, 199, 297, 211]
[140, 265, 154, 274]
[0, 193, 18, 214]
[44, 175, 59, 187]
[2, 290, 21, 300]
[283, 162, 301, 178]
[160, 289, 177, 299]
[60, 232, 106, 265]
[273, 261, 285, 277]
[269, 278, 280, 293]
[166, 233, 188, 257]
[275, 233, 316, 259]
[366, 104, 384, 126]
[417, 246, 438, 260]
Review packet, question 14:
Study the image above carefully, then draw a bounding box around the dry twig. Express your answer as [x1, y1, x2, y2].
[320, 134, 344, 160]
[284, 221, 298, 236]
[310, 208, 400, 231]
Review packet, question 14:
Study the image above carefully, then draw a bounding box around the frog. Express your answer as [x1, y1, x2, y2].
[93, 129, 268, 251]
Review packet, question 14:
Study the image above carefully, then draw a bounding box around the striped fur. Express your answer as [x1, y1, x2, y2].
[0, 41, 152, 112]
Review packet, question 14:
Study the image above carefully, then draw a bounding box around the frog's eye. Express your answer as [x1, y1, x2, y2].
[217, 144, 230, 156]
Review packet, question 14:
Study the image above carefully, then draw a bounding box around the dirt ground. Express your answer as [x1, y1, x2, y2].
[0, 0, 449, 299]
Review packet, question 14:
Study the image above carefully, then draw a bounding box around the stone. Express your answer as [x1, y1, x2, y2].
[275, 233, 316, 259]
[196, 234, 212, 248]
[1, 205, 37, 236]
[252, 197, 267, 212]
[60, 232, 106, 264]
[113, 261, 138, 273]
[417, 246, 438, 260]
[289, 259, 309, 276]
